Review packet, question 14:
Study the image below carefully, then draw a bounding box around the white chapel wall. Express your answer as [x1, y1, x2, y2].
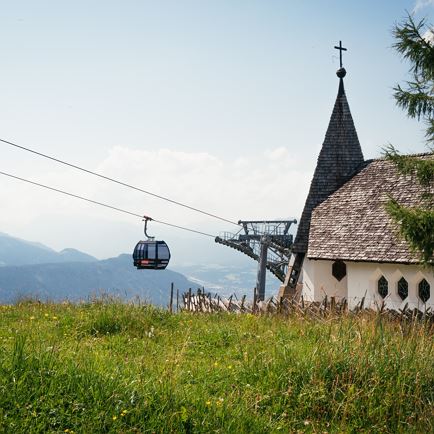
[346, 262, 434, 311]
[302, 259, 433, 311]
[302, 258, 348, 302]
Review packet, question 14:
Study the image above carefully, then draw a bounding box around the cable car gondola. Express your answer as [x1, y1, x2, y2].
[133, 217, 171, 270]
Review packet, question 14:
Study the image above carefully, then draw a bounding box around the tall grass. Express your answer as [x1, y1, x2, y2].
[0, 301, 432, 433]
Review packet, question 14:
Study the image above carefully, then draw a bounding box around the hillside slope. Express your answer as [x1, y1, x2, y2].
[0, 254, 193, 305]
[0, 303, 432, 433]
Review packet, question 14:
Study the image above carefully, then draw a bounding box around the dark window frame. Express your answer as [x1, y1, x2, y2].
[378, 276, 388, 299]
[418, 279, 431, 303]
[332, 260, 347, 281]
[397, 277, 409, 301]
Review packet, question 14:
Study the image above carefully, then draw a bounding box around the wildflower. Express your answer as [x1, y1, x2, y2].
[205, 400, 211, 406]
[112, 416, 117, 421]
[52, 316, 58, 320]
[213, 361, 218, 367]
[30, 316, 35, 320]
[121, 409, 128, 417]
[44, 313, 49, 317]
[228, 365, 232, 370]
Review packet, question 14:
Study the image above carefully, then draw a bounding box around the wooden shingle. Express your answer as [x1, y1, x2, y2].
[307, 154, 434, 263]
[293, 78, 365, 254]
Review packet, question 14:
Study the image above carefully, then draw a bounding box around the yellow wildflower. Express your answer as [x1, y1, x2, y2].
[112, 416, 117, 421]
[205, 401, 211, 406]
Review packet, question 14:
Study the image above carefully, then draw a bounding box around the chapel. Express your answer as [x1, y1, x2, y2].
[279, 59, 434, 310]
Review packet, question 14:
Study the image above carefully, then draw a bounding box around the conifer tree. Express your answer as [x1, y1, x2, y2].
[385, 14, 434, 264]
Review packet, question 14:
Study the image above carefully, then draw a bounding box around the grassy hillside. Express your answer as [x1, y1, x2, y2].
[0, 301, 433, 433]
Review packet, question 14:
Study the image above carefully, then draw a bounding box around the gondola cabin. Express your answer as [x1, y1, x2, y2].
[133, 240, 171, 270]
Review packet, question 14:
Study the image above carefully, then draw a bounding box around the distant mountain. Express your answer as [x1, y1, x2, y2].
[0, 233, 97, 266]
[0, 254, 194, 306]
[58, 248, 96, 263]
[0, 233, 280, 305]
[175, 263, 281, 299]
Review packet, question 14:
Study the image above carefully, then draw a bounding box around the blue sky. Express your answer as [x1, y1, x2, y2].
[0, 0, 433, 267]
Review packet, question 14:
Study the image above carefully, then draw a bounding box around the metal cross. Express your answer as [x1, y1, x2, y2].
[334, 40, 347, 68]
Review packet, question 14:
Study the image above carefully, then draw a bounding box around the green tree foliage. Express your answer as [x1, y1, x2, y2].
[393, 15, 434, 143]
[386, 195, 434, 263]
[386, 14, 434, 265]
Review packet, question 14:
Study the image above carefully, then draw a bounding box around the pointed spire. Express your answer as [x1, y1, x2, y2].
[292, 72, 364, 254]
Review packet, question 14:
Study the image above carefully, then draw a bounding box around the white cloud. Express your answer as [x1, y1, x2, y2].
[95, 146, 310, 224]
[0, 146, 312, 257]
[423, 29, 434, 45]
[414, 0, 434, 13]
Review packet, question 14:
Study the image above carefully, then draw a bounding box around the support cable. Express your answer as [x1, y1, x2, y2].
[0, 170, 215, 238]
[0, 138, 240, 227]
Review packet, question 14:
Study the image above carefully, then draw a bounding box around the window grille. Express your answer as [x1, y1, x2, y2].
[418, 279, 430, 303]
[378, 276, 388, 299]
[397, 277, 408, 300]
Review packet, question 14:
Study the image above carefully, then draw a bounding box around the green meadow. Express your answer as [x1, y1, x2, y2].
[0, 301, 433, 433]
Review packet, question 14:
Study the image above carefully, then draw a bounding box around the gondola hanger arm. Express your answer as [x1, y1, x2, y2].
[143, 216, 154, 240]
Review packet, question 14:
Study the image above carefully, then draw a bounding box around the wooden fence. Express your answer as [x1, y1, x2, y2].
[170, 287, 434, 322]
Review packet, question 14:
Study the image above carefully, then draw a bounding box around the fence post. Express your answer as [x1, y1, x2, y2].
[241, 295, 246, 312]
[176, 289, 179, 312]
[169, 282, 174, 314]
[188, 288, 192, 312]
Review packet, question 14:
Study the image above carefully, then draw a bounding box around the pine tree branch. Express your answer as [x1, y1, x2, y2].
[393, 84, 434, 119]
[393, 14, 434, 80]
[386, 197, 434, 264]
[393, 14, 434, 142]
[383, 145, 434, 187]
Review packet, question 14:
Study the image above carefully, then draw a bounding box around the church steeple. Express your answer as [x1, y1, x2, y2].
[292, 52, 365, 254]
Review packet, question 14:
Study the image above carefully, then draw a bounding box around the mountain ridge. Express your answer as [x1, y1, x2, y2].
[0, 254, 194, 305]
[0, 234, 194, 305]
[0, 232, 97, 266]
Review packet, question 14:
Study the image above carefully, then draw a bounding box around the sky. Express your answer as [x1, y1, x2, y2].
[0, 0, 433, 270]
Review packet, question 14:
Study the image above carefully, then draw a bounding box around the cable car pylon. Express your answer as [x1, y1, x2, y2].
[215, 219, 297, 301]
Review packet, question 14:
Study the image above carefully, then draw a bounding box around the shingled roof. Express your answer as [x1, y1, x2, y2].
[292, 78, 365, 254]
[307, 154, 434, 263]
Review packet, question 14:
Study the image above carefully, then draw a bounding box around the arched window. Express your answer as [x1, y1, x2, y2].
[418, 279, 430, 303]
[397, 277, 408, 300]
[332, 260, 346, 281]
[378, 276, 388, 299]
